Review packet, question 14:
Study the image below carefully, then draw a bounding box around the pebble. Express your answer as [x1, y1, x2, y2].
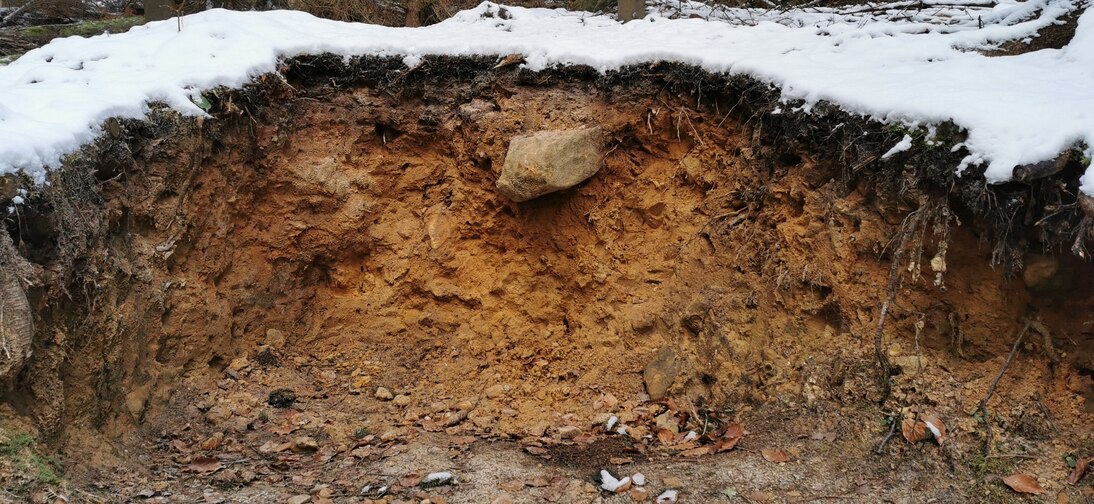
[557, 425, 581, 439]
[374, 387, 394, 401]
[291, 436, 319, 453]
[393, 394, 411, 407]
[228, 357, 250, 372]
[485, 384, 507, 399]
[265, 328, 286, 348]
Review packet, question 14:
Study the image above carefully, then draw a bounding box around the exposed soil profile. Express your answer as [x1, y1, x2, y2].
[0, 57, 1091, 503]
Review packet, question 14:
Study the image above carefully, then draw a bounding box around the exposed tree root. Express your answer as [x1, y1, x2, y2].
[975, 320, 1030, 455]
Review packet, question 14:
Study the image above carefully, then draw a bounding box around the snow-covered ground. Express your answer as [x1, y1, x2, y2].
[0, 1, 1091, 191]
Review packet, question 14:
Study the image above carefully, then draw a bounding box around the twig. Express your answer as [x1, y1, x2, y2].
[1032, 394, 1056, 432]
[875, 414, 899, 454]
[976, 321, 1029, 419]
[1027, 318, 1059, 367]
[913, 314, 925, 374]
[985, 453, 1037, 460]
[874, 208, 923, 404]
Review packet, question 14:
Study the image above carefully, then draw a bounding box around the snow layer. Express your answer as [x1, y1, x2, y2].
[0, 1, 1092, 189]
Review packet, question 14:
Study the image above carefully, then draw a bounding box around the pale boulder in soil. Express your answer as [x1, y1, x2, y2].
[496, 128, 603, 202]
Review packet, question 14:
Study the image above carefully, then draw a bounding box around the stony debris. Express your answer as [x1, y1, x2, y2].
[495, 128, 602, 202]
[374, 387, 394, 401]
[485, 384, 508, 399]
[420, 471, 455, 488]
[264, 328, 286, 348]
[643, 347, 679, 400]
[557, 425, 581, 440]
[291, 436, 319, 453]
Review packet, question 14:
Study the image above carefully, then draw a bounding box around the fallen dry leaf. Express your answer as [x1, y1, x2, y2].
[762, 449, 790, 463]
[661, 397, 684, 412]
[270, 424, 297, 435]
[399, 473, 423, 488]
[526, 476, 550, 487]
[920, 412, 946, 446]
[1002, 473, 1044, 495]
[655, 428, 676, 445]
[901, 417, 929, 444]
[1068, 456, 1092, 485]
[493, 53, 526, 69]
[258, 441, 292, 453]
[186, 456, 222, 474]
[169, 439, 190, 453]
[714, 423, 745, 452]
[667, 441, 698, 451]
[523, 445, 548, 456]
[609, 456, 634, 465]
[679, 445, 713, 457]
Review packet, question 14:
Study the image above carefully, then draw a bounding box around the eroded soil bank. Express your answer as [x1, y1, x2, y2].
[0, 58, 1092, 503]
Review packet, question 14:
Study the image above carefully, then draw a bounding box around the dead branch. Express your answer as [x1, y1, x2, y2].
[0, 0, 42, 28]
[913, 314, 925, 374]
[1027, 318, 1060, 367]
[875, 413, 899, 454]
[874, 207, 924, 404]
[976, 320, 1030, 419]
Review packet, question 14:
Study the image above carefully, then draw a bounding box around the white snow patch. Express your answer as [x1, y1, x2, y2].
[882, 134, 914, 159]
[0, 1, 1092, 190]
[606, 415, 619, 431]
[656, 489, 679, 503]
[632, 472, 646, 486]
[599, 470, 631, 492]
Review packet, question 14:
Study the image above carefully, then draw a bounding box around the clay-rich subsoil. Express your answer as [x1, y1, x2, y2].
[0, 58, 1092, 503]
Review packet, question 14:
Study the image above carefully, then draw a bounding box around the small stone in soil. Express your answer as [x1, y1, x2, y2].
[374, 387, 394, 401]
[291, 436, 319, 453]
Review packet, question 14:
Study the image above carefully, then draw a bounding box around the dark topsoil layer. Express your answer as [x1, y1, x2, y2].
[15, 53, 1091, 285]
